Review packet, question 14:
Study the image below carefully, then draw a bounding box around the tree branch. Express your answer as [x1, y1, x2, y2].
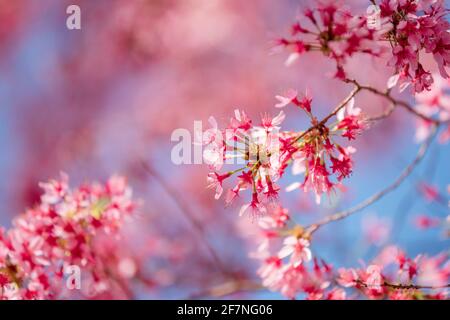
[306, 125, 438, 235]
[346, 79, 444, 124]
[356, 279, 450, 291]
[292, 84, 361, 144]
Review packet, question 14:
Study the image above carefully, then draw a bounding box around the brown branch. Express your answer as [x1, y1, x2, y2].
[292, 84, 361, 144]
[322, 85, 361, 123]
[366, 103, 396, 122]
[301, 79, 448, 233]
[346, 79, 443, 124]
[306, 125, 438, 235]
[356, 279, 450, 291]
[291, 76, 444, 145]
[292, 78, 446, 139]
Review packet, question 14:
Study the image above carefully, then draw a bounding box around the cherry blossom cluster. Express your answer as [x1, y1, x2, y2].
[281, 95, 367, 204]
[382, 0, 450, 92]
[276, 0, 450, 93]
[252, 206, 449, 299]
[0, 174, 136, 299]
[251, 203, 449, 300]
[338, 246, 449, 299]
[203, 91, 366, 216]
[274, 0, 382, 80]
[253, 205, 346, 299]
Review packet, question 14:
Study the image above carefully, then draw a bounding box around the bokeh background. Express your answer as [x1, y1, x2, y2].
[0, 0, 448, 298]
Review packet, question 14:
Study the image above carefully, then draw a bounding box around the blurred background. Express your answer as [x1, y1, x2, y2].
[0, 0, 448, 298]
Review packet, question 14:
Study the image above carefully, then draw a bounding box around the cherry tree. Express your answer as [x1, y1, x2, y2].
[0, 0, 449, 300]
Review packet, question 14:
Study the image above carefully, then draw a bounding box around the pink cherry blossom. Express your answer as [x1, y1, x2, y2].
[278, 236, 312, 267]
[275, 89, 299, 108]
[4, 0, 449, 301]
[362, 215, 391, 246]
[257, 256, 283, 288]
[207, 172, 231, 200]
[239, 192, 268, 218]
[414, 215, 441, 229]
[364, 265, 384, 292]
[261, 111, 286, 131]
[258, 205, 290, 230]
[418, 183, 440, 202]
[276, 1, 383, 79]
[336, 98, 366, 140]
[414, 74, 450, 143]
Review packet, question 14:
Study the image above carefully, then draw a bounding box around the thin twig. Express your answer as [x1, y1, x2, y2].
[323, 85, 361, 123]
[306, 125, 438, 235]
[346, 79, 443, 124]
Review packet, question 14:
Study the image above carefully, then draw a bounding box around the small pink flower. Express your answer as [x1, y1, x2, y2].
[0, 273, 10, 287]
[336, 98, 366, 140]
[414, 215, 441, 229]
[364, 265, 383, 292]
[298, 90, 312, 113]
[261, 111, 286, 131]
[302, 158, 334, 204]
[416, 254, 449, 288]
[202, 116, 220, 145]
[362, 215, 391, 246]
[418, 183, 440, 202]
[257, 256, 283, 288]
[258, 206, 290, 229]
[278, 236, 312, 267]
[39, 173, 69, 205]
[330, 146, 354, 181]
[106, 175, 128, 196]
[412, 64, 434, 92]
[203, 142, 225, 171]
[275, 89, 298, 108]
[229, 109, 252, 132]
[239, 193, 267, 218]
[326, 288, 346, 300]
[432, 32, 450, 79]
[207, 172, 231, 200]
[337, 268, 358, 287]
[263, 179, 280, 203]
